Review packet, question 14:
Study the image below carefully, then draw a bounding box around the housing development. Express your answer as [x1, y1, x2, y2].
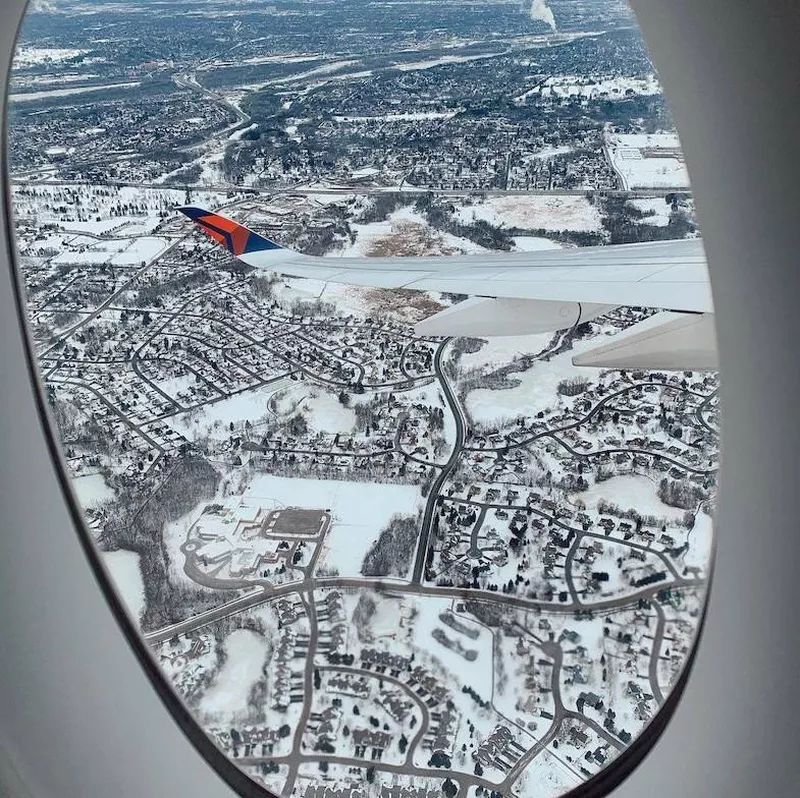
[10, 1, 716, 797]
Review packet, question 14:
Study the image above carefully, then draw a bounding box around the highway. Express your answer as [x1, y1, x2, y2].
[412, 337, 466, 586]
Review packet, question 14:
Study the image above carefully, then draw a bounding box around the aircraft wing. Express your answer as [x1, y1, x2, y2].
[178, 205, 716, 370]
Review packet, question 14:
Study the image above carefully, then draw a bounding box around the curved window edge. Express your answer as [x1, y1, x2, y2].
[0, 2, 717, 797]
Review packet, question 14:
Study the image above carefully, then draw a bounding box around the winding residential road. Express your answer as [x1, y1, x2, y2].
[412, 338, 466, 586]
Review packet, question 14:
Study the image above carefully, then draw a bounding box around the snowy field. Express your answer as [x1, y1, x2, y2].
[13, 47, 90, 68]
[571, 474, 687, 521]
[199, 629, 268, 719]
[274, 385, 357, 433]
[275, 275, 448, 325]
[9, 82, 141, 103]
[243, 474, 424, 579]
[394, 52, 504, 71]
[521, 74, 661, 101]
[102, 549, 145, 626]
[459, 333, 554, 372]
[60, 216, 163, 236]
[606, 133, 691, 190]
[163, 503, 213, 588]
[49, 235, 169, 266]
[72, 471, 114, 509]
[163, 379, 294, 441]
[334, 111, 457, 123]
[465, 337, 604, 424]
[683, 509, 715, 571]
[629, 197, 673, 226]
[455, 195, 603, 232]
[513, 746, 583, 798]
[325, 206, 490, 258]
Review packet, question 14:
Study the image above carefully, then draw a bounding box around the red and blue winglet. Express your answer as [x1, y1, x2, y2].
[178, 206, 282, 255]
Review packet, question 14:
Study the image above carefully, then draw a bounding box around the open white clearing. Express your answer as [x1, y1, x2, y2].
[163, 378, 294, 440]
[455, 195, 603, 232]
[572, 474, 687, 521]
[199, 629, 268, 718]
[465, 338, 603, 423]
[243, 474, 423, 579]
[459, 333, 554, 372]
[102, 549, 145, 626]
[72, 471, 114, 508]
[683, 508, 714, 570]
[286, 386, 357, 433]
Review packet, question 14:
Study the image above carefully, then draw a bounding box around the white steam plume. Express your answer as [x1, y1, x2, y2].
[530, 0, 557, 31]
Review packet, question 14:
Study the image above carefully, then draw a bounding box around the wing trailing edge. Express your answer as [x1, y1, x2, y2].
[178, 205, 717, 369]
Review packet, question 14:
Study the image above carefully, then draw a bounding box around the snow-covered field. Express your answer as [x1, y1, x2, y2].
[522, 74, 661, 102]
[163, 379, 294, 440]
[572, 474, 687, 521]
[394, 52, 504, 71]
[72, 471, 114, 508]
[465, 337, 603, 424]
[102, 549, 146, 625]
[629, 197, 673, 226]
[683, 509, 714, 570]
[275, 385, 357, 433]
[13, 47, 89, 68]
[455, 195, 603, 232]
[49, 235, 169, 266]
[60, 216, 162, 236]
[606, 133, 690, 190]
[243, 474, 423, 579]
[326, 206, 490, 258]
[513, 746, 583, 798]
[9, 82, 141, 103]
[334, 111, 457, 123]
[459, 333, 554, 371]
[199, 629, 268, 718]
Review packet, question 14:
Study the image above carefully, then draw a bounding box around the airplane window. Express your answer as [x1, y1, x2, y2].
[8, 1, 717, 797]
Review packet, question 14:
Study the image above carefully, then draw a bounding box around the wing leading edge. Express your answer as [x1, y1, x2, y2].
[178, 205, 716, 370]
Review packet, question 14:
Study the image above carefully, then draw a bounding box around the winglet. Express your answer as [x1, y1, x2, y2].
[178, 206, 283, 255]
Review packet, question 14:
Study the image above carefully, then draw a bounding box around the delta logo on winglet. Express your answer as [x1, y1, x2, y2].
[178, 206, 282, 256]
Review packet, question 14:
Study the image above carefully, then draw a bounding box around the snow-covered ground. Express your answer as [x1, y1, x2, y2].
[325, 206, 491, 258]
[571, 474, 687, 521]
[334, 111, 457, 123]
[199, 629, 268, 719]
[163, 379, 294, 441]
[465, 337, 603, 424]
[520, 74, 661, 102]
[513, 746, 583, 798]
[629, 197, 673, 226]
[102, 549, 146, 626]
[229, 123, 258, 141]
[72, 471, 114, 508]
[275, 385, 357, 433]
[459, 333, 554, 371]
[411, 595, 493, 694]
[9, 82, 141, 103]
[455, 195, 603, 232]
[60, 216, 162, 236]
[683, 508, 714, 571]
[242, 474, 423, 579]
[394, 52, 504, 71]
[13, 47, 90, 68]
[163, 503, 212, 588]
[606, 133, 691, 190]
[49, 235, 169, 266]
